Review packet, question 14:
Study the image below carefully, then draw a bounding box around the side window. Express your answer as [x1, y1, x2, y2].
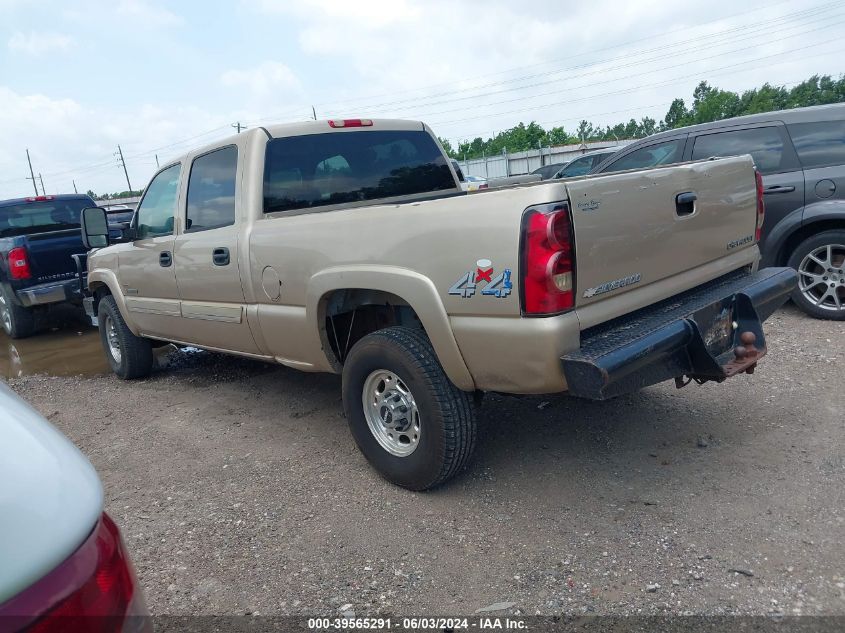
[136, 163, 181, 239]
[691, 127, 785, 174]
[559, 156, 593, 178]
[787, 120, 845, 169]
[186, 146, 238, 233]
[601, 139, 685, 173]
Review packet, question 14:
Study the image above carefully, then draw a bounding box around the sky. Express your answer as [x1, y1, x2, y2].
[0, 0, 842, 198]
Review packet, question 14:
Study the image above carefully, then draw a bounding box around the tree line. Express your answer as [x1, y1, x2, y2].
[86, 189, 143, 201]
[442, 74, 845, 160]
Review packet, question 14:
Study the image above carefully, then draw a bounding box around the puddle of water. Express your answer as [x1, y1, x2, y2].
[1, 325, 110, 379]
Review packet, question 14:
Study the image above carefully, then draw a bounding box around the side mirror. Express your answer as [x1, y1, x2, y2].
[81, 207, 109, 249]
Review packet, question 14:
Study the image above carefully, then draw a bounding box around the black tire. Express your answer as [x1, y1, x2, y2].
[0, 284, 36, 339]
[98, 295, 153, 379]
[342, 327, 477, 491]
[787, 229, 845, 320]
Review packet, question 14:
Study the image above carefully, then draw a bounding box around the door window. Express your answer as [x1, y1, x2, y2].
[691, 127, 785, 174]
[600, 139, 685, 173]
[787, 120, 845, 169]
[557, 155, 594, 178]
[136, 164, 181, 239]
[186, 146, 238, 232]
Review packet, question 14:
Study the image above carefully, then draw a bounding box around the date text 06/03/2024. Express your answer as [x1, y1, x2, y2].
[306, 616, 527, 629]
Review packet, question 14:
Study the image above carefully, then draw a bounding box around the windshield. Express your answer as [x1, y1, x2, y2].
[0, 199, 89, 238]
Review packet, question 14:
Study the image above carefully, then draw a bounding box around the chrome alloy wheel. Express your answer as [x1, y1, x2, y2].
[362, 369, 421, 457]
[0, 293, 11, 333]
[798, 243, 845, 312]
[104, 314, 122, 364]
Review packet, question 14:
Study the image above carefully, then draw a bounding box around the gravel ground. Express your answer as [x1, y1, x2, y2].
[7, 304, 845, 617]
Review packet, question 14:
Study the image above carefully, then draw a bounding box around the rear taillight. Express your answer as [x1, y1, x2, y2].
[755, 170, 765, 242]
[8, 247, 32, 280]
[328, 119, 373, 128]
[521, 202, 575, 315]
[478, 183, 489, 190]
[1, 513, 149, 633]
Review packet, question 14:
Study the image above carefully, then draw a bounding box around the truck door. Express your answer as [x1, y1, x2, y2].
[172, 145, 260, 354]
[117, 163, 182, 338]
[688, 123, 804, 251]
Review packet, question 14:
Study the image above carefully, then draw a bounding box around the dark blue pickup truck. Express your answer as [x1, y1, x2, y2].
[0, 194, 95, 338]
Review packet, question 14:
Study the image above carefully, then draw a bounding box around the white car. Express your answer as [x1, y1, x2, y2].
[462, 175, 488, 192]
[0, 383, 149, 632]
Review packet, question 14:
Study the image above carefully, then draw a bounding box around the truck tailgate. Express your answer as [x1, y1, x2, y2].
[566, 156, 758, 308]
[24, 229, 85, 282]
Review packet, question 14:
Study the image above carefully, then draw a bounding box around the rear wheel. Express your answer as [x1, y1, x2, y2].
[0, 285, 36, 339]
[788, 230, 845, 320]
[98, 296, 153, 379]
[342, 327, 477, 491]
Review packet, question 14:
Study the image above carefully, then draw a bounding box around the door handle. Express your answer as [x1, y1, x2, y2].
[764, 185, 796, 194]
[159, 251, 172, 267]
[212, 247, 230, 266]
[675, 191, 697, 216]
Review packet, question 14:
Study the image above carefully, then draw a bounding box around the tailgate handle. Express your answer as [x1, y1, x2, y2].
[159, 251, 172, 267]
[764, 185, 796, 194]
[675, 191, 697, 216]
[212, 247, 230, 266]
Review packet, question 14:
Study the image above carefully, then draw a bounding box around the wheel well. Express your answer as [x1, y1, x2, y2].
[320, 289, 423, 369]
[89, 283, 113, 316]
[778, 219, 845, 266]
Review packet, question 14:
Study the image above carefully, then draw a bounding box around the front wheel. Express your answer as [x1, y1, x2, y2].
[342, 327, 477, 491]
[788, 230, 845, 320]
[98, 296, 154, 379]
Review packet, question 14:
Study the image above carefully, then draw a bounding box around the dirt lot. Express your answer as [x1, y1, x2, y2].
[6, 304, 845, 617]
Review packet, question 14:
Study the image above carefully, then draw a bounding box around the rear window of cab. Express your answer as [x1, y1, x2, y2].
[263, 130, 456, 213]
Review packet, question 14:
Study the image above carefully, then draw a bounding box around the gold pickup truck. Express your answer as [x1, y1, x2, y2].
[79, 118, 797, 490]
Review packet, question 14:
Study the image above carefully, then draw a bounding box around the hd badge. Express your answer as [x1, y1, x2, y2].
[449, 258, 512, 299]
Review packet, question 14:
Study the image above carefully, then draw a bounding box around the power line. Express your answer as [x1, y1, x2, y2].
[333, 11, 845, 122]
[318, 2, 837, 117]
[247, 0, 822, 123]
[418, 34, 845, 127]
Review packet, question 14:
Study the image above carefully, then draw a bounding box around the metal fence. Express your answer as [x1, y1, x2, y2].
[456, 140, 632, 179]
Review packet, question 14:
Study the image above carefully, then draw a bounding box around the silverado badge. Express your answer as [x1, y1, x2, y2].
[583, 273, 642, 298]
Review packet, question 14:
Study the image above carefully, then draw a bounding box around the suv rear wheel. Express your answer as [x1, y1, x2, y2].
[788, 230, 845, 320]
[98, 296, 154, 378]
[341, 327, 477, 491]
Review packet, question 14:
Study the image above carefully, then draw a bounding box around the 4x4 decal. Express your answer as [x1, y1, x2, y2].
[449, 259, 512, 299]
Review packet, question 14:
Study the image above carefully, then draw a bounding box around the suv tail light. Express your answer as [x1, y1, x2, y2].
[755, 170, 765, 242]
[521, 202, 575, 315]
[0, 513, 150, 633]
[8, 246, 32, 280]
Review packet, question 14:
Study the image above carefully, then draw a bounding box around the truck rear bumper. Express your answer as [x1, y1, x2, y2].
[561, 267, 798, 400]
[16, 278, 82, 308]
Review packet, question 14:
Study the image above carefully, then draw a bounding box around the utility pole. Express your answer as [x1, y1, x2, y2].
[155, 154, 160, 168]
[72, 179, 78, 194]
[38, 173, 45, 195]
[25, 149, 38, 195]
[115, 145, 132, 192]
[312, 105, 317, 120]
[231, 122, 246, 134]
